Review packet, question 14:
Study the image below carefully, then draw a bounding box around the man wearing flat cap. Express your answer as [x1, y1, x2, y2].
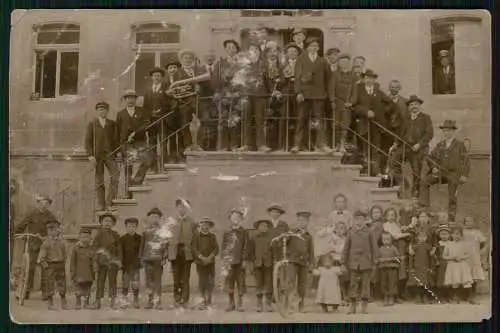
[390, 95, 434, 199]
[433, 50, 455, 95]
[15, 194, 58, 300]
[421, 120, 470, 221]
[325, 47, 341, 74]
[350, 68, 393, 176]
[85, 101, 119, 211]
[328, 53, 356, 152]
[291, 28, 307, 50]
[293, 36, 333, 154]
[116, 89, 155, 187]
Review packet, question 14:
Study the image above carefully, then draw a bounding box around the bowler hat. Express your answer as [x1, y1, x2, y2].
[304, 37, 320, 48]
[165, 61, 181, 69]
[46, 220, 61, 228]
[406, 94, 424, 106]
[124, 217, 139, 225]
[337, 53, 351, 60]
[438, 50, 450, 58]
[353, 209, 367, 218]
[36, 194, 53, 205]
[267, 203, 286, 215]
[175, 197, 191, 209]
[123, 89, 138, 98]
[361, 69, 378, 78]
[291, 28, 306, 37]
[223, 39, 241, 52]
[253, 219, 272, 229]
[99, 212, 117, 224]
[178, 49, 195, 60]
[149, 67, 165, 77]
[199, 217, 215, 228]
[296, 211, 311, 218]
[147, 207, 163, 217]
[439, 119, 458, 130]
[95, 101, 110, 110]
[284, 43, 301, 53]
[326, 47, 341, 56]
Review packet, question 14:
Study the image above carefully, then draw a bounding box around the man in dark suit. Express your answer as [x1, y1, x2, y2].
[389, 95, 434, 198]
[85, 101, 119, 210]
[325, 47, 341, 74]
[433, 50, 456, 95]
[421, 120, 470, 221]
[143, 67, 170, 172]
[171, 49, 209, 158]
[386, 80, 409, 137]
[199, 52, 217, 150]
[292, 37, 333, 154]
[163, 61, 181, 163]
[350, 69, 393, 176]
[290, 28, 306, 51]
[116, 89, 154, 187]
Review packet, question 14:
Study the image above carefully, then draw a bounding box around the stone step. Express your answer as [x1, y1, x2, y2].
[164, 163, 187, 171]
[352, 176, 381, 184]
[371, 187, 400, 195]
[112, 198, 138, 206]
[80, 223, 101, 230]
[129, 185, 153, 193]
[186, 151, 344, 161]
[145, 173, 170, 182]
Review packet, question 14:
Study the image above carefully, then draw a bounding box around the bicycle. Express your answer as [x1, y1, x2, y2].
[271, 231, 305, 318]
[13, 233, 44, 306]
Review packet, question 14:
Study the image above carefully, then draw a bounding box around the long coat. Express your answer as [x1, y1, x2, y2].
[15, 208, 57, 250]
[142, 82, 170, 119]
[85, 118, 119, 158]
[116, 106, 151, 146]
[427, 139, 470, 178]
[295, 53, 329, 100]
[342, 225, 378, 270]
[351, 82, 393, 135]
[328, 70, 356, 108]
[399, 112, 434, 150]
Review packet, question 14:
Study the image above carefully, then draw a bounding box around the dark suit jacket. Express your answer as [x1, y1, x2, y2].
[399, 112, 434, 149]
[248, 232, 273, 267]
[295, 53, 329, 100]
[342, 225, 378, 270]
[143, 83, 170, 118]
[85, 118, 118, 157]
[328, 70, 355, 107]
[221, 227, 249, 265]
[116, 106, 151, 146]
[387, 95, 409, 136]
[212, 57, 236, 92]
[287, 229, 314, 267]
[351, 82, 392, 134]
[427, 139, 470, 178]
[433, 65, 456, 94]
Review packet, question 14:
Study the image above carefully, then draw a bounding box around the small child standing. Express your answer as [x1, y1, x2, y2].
[120, 217, 142, 309]
[332, 221, 349, 305]
[376, 232, 400, 306]
[342, 210, 377, 314]
[92, 213, 122, 309]
[315, 253, 342, 312]
[70, 228, 94, 309]
[140, 207, 167, 309]
[192, 217, 219, 310]
[462, 216, 487, 304]
[221, 208, 250, 312]
[37, 220, 67, 310]
[443, 224, 473, 304]
[248, 219, 274, 312]
[433, 225, 452, 303]
[407, 231, 433, 304]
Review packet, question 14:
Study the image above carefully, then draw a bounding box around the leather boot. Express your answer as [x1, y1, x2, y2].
[298, 299, 305, 313]
[133, 291, 140, 309]
[83, 297, 92, 309]
[145, 295, 153, 309]
[388, 296, 394, 306]
[93, 298, 101, 310]
[75, 296, 82, 310]
[61, 295, 68, 310]
[265, 294, 273, 312]
[110, 297, 117, 309]
[256, 295, 263, 312]
[226, 293, 235, 312]
[347, 299, 357, 314]
[207, 292, 213, 307]
[47, 296, 56, 311]
[237, 294, 244, 312]
[361, 299, 368, 314]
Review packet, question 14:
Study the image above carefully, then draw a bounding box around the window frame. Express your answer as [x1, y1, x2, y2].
[31, 23, 81, 101]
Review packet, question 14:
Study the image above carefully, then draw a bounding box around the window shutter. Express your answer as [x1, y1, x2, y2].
[454, 21, 482, 95]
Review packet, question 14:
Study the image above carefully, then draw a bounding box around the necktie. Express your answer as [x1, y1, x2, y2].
[411, 113, 417, 120]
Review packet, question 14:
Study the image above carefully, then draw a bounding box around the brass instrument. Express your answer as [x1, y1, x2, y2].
[168, 72, 211, 99]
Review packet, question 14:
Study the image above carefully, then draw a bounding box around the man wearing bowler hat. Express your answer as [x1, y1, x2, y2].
[15, 194, 57, 300]
[85, 101, 120, 211]
[350, 68, 393, 175]
[421, 120, 470, 221]
[292, 36, 333, 154]
[433, 49, 456, 95]
[390, 94, 434, 198]
[291, 28, 307, 50]
[116, 89, 155, 187]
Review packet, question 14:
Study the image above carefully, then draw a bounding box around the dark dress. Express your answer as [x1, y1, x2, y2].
[407, 242, 433, 287]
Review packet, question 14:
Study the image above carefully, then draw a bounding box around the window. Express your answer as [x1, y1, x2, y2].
[241, 10, 323, 17]
[32, 23, 80, 99]
[431, 17, 483, 95]
[132, 23, 181, 96]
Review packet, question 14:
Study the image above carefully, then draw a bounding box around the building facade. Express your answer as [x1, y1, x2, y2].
[9, 10, 491, 228]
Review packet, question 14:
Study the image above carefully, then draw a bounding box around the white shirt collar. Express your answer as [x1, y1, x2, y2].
[126, 106, 135, 116]
[152, 83, 161, 92]
[410, 111, 420, 120]
[309, 53, 317, 62]
[445, 138, 454, 148]
[98, 117, 106, 127]
[366, 85, 374, 94]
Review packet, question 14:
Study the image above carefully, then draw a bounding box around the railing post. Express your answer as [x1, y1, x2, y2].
[332, 107, 336, 151]
[367, 121, 372, 177]
[217, 99, 222, 151]
[402, 144, 406, 197]
[285, 93, 289, 152]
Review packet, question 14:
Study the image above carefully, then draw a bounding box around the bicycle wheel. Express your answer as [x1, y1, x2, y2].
[16, 253, 30, 306]
[273, 260, 291, 318]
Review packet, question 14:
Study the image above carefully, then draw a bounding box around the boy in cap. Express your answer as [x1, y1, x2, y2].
[70, 228, 94, 309]
[286, 211, 315, 312]
[267, 203, 290, 239]
[168, 198, 197, 308]
[341, 209, 378, 314]
[433, 49, 455, 95]
[37, 220, 67, 310]
[120, 217, 142, 308]
[140, 207, 167, 309]
[91, 212, 122, 309]
[325, 47, 341, 73]
[421, 120, 470, 222]
[291, 28, 306, 50]
[221, 208, 250, 312]
[15, 194, 57, 300]
[248, 219, 274, 312]
[85, 101, 120, 211]
[116, 89, 154, 187]
[192, 217, 219, 310]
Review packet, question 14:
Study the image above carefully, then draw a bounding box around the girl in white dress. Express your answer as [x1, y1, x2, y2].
[443, 225, 473, 303]
[315, 253, 342, 312]
[462, 216, 487, 304]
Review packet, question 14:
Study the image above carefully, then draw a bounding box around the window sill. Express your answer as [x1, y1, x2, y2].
[30, 95, 86, 103]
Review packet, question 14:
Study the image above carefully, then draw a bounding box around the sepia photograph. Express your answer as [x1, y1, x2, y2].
[8, 9, 491, 323]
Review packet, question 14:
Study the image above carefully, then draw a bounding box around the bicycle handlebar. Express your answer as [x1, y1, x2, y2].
[271, 232, 305, 244]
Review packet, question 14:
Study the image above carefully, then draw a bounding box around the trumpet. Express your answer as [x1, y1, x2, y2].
[168, 72, 211, 99]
